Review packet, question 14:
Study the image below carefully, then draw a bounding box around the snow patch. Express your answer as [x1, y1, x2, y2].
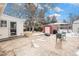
[31, 40, 40, 48]
[76, 50, 79, 56]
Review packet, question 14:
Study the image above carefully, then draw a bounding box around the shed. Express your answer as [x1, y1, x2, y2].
[42, 24, 57, 34]
[42, 23, 71, 34]
[0, 14, 24, 39]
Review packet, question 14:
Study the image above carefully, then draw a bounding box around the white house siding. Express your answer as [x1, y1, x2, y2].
[0, 14, 24, 39]
[73, 23, 79, 33]
[73, 20, 79, 33]
[0, 19, 9, 39]
[17, 21, 24, 36]
[0, 27, 9, 39]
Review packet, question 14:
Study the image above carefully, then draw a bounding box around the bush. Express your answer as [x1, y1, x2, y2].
[34, 26, 42, 31]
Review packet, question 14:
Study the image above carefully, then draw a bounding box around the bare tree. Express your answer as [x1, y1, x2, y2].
[69, 13, 79, 24]
[63, 19, 68, 23]
[24, 17, 32, 31]
[0, 3, 5, 16]
[24, 3, 58, 31]
[38, 9, 46, 25]
[69, 13, 79, 29]
[24, 3, 37, 32]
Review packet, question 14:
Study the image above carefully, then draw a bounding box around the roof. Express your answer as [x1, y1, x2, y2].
[0, 14, 25, 22]
[48, 23, 69, 25]
[73, 19, 79, 23]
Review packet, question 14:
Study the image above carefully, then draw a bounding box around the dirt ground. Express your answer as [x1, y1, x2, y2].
[0, 33, 79, 56]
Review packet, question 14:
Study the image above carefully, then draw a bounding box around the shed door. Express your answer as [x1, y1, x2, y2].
[10, 22, 17, 36]
[45, 27, 50, 34]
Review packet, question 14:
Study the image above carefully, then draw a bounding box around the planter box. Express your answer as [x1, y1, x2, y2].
[24, 32, 32, 37]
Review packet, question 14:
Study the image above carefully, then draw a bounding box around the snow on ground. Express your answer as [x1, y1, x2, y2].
[0, 32, 79, 56]
[76, 50, 79, 56]
[31, 40, 40, 48]
[66, 32, 79, 37]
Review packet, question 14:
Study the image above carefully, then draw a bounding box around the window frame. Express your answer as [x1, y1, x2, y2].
[0, 20, 7, 27]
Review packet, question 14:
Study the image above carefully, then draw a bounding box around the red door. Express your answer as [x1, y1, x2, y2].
[45, 26, 51, 34]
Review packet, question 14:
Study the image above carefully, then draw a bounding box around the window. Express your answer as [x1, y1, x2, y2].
[10, 22, 16, 29]
[0, 20, 7, 27]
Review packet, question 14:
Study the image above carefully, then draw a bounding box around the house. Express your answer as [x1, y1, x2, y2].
[73, 20, 79, 33]
[0, 14, 24, 39]
[43, 23, 71, 34]
[52, 23, 71, 33]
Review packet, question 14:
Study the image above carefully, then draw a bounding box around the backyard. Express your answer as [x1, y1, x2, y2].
[0, 3, 79, 56]
[0, 32, 79, 56]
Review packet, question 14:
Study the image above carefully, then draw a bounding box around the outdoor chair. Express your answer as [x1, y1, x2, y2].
[61, 32, 66, 40]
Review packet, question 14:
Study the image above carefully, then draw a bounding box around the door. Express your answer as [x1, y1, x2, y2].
[10, 22, 17, 36]
[45, 27, 50, 34]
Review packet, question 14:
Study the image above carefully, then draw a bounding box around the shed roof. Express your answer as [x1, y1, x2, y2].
[0, 14, 25, 22]
[73, 20, 79, 24]
[48, 23, 69, 25]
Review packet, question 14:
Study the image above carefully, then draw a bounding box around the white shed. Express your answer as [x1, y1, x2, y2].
[73, 20, 79, 33]
[0, 14, 24, 39]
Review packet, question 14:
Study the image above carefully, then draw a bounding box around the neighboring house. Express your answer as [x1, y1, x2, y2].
[43, 23, 71, 34]
[0, 14, 24, 39]
[73, 20, 79, 33]
[52, 23, 71, 33]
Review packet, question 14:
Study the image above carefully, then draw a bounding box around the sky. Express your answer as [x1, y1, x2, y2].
[3, 3, 79, 22]
[45, 3, 79, 22]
